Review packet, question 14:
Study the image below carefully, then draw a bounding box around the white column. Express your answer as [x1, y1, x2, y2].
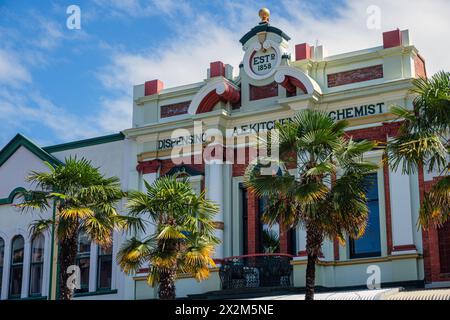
[206, 163, 224, 260]
[21, 239, 31, 298]
[88, 244, 98, 292]
[389, 162, 416, 254]
[1, 242, 11, 299]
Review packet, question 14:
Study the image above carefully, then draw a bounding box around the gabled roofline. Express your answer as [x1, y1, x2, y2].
[43, 132, 125, 153]
[0, 134, 63, 168]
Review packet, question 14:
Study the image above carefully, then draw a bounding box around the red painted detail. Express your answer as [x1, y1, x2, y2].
[247, 190, 259, 254]
[196, 83, 240, 114]
[136, 159, 161, 174]
[392, 244, 417, 252]
[249, 82, 278, 101]
[210, 61, 225, 78]
[278, 76, 308, 95]
[297, 251, 307, 257]
[383, 162, 394, 255]
[333, 238, 340, 261]
[295, 43, 312, 61]
[414, 55, 427, 78]
[383, 29, 402, 49]
[144, 79, 164, 96]
[160, 101, 190, 118]
[223, 253, 294, 261]
[327, 65, 383, 88]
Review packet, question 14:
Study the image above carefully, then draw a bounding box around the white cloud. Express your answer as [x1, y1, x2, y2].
[98, 0, 450, 99]
[0, 49, 32, 86]
[97, 96, 133, 132]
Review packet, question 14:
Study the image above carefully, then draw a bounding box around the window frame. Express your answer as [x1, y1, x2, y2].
[28, 234, 45, 297]
[0, 237, 4, 294]
[349, 173, 382, 259]
[75, 232, 91, 293]
[9, 235, 25, 299]
[96, 243, 113, 291]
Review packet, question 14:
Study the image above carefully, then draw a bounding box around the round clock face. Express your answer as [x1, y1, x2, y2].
[250, 47, 278, 76]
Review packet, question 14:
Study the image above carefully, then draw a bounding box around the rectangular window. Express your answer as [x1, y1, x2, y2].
[97, 243, 113, 290]
[350, 174, 382, 259]
[76, 233, 91, 293]
[29, 235, 45, 296]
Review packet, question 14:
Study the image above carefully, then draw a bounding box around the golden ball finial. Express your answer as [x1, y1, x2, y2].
[259, 8, 270, 23]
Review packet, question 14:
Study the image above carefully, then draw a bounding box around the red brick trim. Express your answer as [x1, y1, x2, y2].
[160, 101, 190, 118]
[295, 43, 312, 61]
[333, 238, 340, 261]
[392, 244, 417, 252]
[414, 55, 427, 78]
[383, 29, 402, 49]
[144, 79, 164, 96]
[136, 160, 161, 174]
[210, 61, 225, 78]
[297, 250, 307, 257]
[249, 82, 278, 101]
[383, 161, 394, 255]
[278, 76, 308, 95]
[196, 83, 240, 114]
[327, 65, 383, 88]
[247, 190, 259, 254]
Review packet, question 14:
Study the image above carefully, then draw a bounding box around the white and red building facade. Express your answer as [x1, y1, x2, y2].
[0, 19, 449, 299]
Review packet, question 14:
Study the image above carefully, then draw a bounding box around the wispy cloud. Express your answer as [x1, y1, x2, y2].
[0, 49, 32, 86]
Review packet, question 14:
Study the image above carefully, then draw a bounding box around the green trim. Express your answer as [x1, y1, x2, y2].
[8, 295, 47, 301]
[239, 23, 291, 45]
[43, 133, 125, 153]
[0, 187, 26, 205]
[0, 134, 63, 168]
[74, 289, 118, 298]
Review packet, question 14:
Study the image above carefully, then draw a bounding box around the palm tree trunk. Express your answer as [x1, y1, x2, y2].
[305, 224, 323, 301]
[58, 236, 78, 300]
[158, 268, 176, 300]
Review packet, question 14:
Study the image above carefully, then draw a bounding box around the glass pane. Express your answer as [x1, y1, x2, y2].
[98, 256, 112, 289]
[0, 238, 4, 267]
[9, 265, 23, 297]
[351, 174, 381, 258]
[29, 264, 43, 295]
[78, 257, 90, 290]
[11, 236, 24, 264]
[31, 235, 45, 263]
[78, 232, 91, 254]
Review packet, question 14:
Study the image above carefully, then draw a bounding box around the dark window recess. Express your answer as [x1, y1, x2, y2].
[76, 232, 91, 293]
[160, 101, 191, 118]
[350, 174, 382, 259]
[249, 82, 278, 101]
[0, 237, 4, 294]
[9, 235, 24, 298]
[97, 243, 113, 290]
[438, 221, 450, 274]
[29, 234, 44, 296]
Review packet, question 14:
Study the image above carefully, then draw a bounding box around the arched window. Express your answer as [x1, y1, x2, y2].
[29, 234, 44, 296]
[9, 235, 24, 298]
[76, 232, 90, 293]
[97, 242, 112, 290]
[0, 237, 4, 294]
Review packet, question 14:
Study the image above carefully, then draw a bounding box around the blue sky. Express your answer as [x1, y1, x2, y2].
[1, 0, 449, 148]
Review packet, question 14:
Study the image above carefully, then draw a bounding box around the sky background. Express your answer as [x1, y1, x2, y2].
[1, 0, 449, 147]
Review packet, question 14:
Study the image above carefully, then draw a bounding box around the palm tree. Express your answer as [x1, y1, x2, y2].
[18, 157, 133, 300]
[117, 175, 220, 300]
[387, 71, 450, 227]
[244, 109, 378, 300]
